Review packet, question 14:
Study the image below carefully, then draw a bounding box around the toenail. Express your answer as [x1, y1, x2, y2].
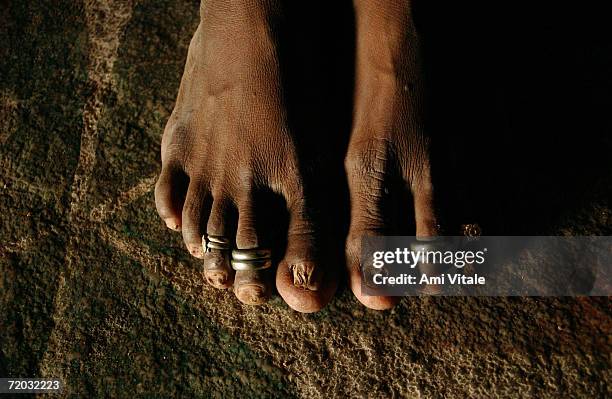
[188, 244, 204, 259]
[164, 218, 180, 231]
[290, 263, 321, 291]
[235, 284, 269, 305]
[205, 270, 230, 288]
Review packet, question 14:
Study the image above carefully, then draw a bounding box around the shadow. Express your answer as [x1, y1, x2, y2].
[274, 0, 355, 273]
[415, 1, 612, 234]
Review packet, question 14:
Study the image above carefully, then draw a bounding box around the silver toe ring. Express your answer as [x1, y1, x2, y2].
[202, 234, 232, 252]
[231, 248, 272, 271]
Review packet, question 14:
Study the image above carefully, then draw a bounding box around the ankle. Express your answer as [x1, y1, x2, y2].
[200, 0, 281, 27]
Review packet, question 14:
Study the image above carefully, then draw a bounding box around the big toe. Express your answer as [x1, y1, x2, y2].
[276, 202, 337, 313]
[346, 234, 400, 310]
[276, 258, 337, 313]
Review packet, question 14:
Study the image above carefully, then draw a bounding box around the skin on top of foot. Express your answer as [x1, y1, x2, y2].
[155, 0, 438, 311]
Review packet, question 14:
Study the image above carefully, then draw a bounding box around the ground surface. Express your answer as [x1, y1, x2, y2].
[0, 1, 610, 397]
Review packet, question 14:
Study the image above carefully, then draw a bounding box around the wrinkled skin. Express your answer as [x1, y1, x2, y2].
[346, 0, 438, 309]
[155, 0, 437, 312]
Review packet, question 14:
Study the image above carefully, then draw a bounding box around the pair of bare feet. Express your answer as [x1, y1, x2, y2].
[155, 0, 438, 312]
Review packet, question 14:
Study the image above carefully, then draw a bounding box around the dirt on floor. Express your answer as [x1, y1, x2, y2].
[0, 1, 610, 397]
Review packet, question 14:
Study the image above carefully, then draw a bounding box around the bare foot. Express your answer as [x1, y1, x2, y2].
[154, 0, 336, 312]
[345, 0, 439, 309]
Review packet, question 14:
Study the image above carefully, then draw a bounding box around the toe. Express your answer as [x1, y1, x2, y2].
[411, 168, 439, 237]
[203, 197, 235, 289]
[233, 197, 272, 305]
[155, 164, 188, 231]
[234, 270, 271, 306]
[181, 179, 211, 259]
[410, 168, 442, 294]
[276, 203, 337, 313]
[346, 171, 400, 310]
[346, 229, 400, 310]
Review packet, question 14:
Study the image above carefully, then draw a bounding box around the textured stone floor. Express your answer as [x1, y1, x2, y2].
[0, 1, 610, 397]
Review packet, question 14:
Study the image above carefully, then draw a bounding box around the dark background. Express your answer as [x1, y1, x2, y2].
[418, 1, 612, 235]
[277, 0, 612, 241]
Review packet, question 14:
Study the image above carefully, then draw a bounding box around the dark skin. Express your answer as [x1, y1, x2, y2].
[155, 0, 436, 312]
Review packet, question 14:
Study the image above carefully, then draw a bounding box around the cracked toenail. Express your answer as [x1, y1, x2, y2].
[290, 263, 319, 291]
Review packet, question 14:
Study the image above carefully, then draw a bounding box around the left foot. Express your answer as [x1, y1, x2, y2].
[154, 0, 336, 312]
[345, 0, 439, 309]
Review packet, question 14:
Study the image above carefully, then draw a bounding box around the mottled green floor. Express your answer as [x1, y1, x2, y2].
[0, 1, 610, 397]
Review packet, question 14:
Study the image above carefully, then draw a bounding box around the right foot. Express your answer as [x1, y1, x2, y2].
[345, 0, 440, 309]
[154, 0, 336, 312]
